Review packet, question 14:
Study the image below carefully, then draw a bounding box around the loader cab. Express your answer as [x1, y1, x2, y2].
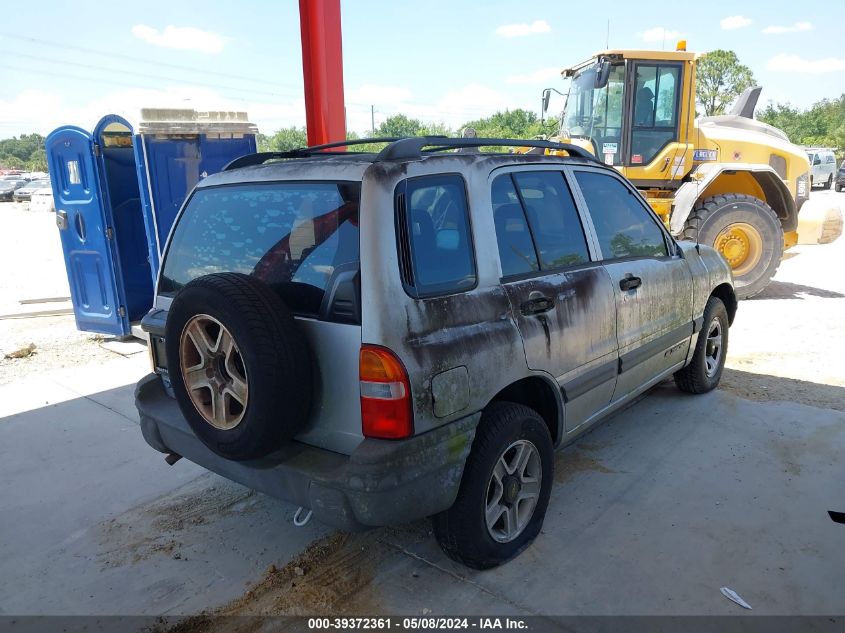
[557, 48, 696, 186]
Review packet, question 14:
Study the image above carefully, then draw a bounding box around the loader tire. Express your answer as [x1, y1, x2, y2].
[682, 194, 783, 300]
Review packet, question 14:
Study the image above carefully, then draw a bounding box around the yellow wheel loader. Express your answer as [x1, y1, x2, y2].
[536, 43, 837, 299]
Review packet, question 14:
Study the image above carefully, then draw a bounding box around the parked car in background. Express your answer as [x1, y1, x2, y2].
[13, 179, 50, 202]
[0, 180, 16, 201]
[136, 136, 737, 569]
[836, 160, 845, 193]
[29, 187, 55, 212]
[20, 171, 49, 181]
[1, 177, 28, 190]
[805, 148, 837, 189]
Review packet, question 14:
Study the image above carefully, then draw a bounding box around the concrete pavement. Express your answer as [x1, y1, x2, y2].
[0, 357, 330, 615]
[2, 359, 843, 616]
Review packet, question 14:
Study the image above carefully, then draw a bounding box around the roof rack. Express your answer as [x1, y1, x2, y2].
[375, 137, 599, 162]
[223, 137, 407, 170]
[223, 136, 599, 171]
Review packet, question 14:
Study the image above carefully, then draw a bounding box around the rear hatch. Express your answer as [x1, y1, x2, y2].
[151, 180, 364, 454]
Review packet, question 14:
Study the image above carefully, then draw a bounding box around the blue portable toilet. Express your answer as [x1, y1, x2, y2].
[46, 109, 258, 337]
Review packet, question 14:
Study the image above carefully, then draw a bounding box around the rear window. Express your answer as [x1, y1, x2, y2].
[159, 181, 360, 318]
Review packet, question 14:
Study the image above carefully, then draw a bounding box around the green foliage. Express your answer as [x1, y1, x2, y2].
[0, 133, 47, 171]
[257, 126, 308, 152]
[696, 50, 756, 116]
[254, 109, 555, 156]
[462, 108, 549, 139]
[758, 95, 845, 153]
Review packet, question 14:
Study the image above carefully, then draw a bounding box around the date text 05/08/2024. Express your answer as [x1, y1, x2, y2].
[307, 617, 529, 630]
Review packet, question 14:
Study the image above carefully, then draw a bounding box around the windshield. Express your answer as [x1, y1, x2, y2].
[561, 62, 625, 165]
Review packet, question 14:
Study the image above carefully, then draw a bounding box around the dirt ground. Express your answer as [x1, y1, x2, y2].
[0, 203, 142, 383]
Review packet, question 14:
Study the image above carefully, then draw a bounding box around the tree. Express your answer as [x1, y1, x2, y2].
[462, 109, 547, 139]
[374, 114, 426, 138]
[758, 94, 845, 153]
[696, 50, 756, 116]
[257, 126, 307, 152]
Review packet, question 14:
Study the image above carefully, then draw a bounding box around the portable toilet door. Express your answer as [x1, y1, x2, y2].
[46, 126, 131, 336]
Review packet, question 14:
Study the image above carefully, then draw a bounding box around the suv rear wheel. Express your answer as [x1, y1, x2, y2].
[433, 402, 553, 569]
[165, 273, 314, 461]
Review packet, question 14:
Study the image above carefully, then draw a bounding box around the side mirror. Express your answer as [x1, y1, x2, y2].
[595, 60, 611, 89]
[541, 88, 551, 114]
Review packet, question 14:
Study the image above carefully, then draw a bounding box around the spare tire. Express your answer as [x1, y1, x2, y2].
[165, 273, 314, 461]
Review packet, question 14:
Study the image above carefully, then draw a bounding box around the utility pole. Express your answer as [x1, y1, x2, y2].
[371, 105, 375, 136]
[299, 0, 346, 146]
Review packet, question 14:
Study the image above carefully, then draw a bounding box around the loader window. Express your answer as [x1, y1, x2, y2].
[561, 62, 625, 166]
[629, 64, 681, 166]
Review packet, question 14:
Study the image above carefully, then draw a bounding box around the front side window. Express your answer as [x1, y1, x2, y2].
[159, 181, 360, 316]
[573, 171, 668, 259]
[397, 174, 476, 297]
[508, 171, 590, 270]
[630, 64, 680, 165]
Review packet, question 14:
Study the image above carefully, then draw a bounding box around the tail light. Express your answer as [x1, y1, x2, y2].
[359, 345, 413, 439]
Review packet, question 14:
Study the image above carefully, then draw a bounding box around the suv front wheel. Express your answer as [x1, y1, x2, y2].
[433, 402, 554, 569]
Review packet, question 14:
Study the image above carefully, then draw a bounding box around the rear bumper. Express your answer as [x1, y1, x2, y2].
[135, 374, 479, 531]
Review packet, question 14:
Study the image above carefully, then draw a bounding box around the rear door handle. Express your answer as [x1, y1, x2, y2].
[520, 296, 555, 316]
[619, 276, 642, 291]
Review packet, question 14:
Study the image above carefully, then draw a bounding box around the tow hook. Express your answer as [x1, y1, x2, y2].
[164, 452, 182, 466]
[293, 507, 313, 527]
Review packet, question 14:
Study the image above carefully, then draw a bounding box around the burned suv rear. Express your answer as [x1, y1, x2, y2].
[137, 138, 735, 570]
[137, 152, 482, 540]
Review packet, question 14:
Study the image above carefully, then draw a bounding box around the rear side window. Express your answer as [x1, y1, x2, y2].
[573, 171, 668, 259]
[159, 182, 360, 317]
[511, 171, 590, 270]
[396, 174, 476, 297]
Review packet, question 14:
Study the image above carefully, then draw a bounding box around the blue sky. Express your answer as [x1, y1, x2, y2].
[1, 0, 843, 138]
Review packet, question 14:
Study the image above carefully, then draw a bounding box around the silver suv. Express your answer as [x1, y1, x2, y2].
[136, 137, 737, 569]
[806, 147, 837, 189]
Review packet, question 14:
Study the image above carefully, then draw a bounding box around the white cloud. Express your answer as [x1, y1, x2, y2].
[0, 86, 304, 137]
[343, 82, 516, 134]
[505, 67, 562, 85]
[639, 27, 683, 42]
[762, 21, 813, 34]
[131, 24, 228, 54]
[495, 20, 551, 38]
[347, 84, 413, 106]
[720, 15, 753, 30]
[0, 81, 525, 140]
[767, 53, 845, 74]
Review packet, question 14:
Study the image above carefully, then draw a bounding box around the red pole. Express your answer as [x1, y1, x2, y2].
[299, 0, 346, 146]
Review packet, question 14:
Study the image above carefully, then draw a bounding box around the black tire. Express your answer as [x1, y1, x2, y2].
[682, 194, 783, 300]
[835, 183, 842, 193]
[433, 402, 554, 569]
[674, 296, 729, 394]
[165, 273, 314, 461]
[823, 175, 833, 190]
